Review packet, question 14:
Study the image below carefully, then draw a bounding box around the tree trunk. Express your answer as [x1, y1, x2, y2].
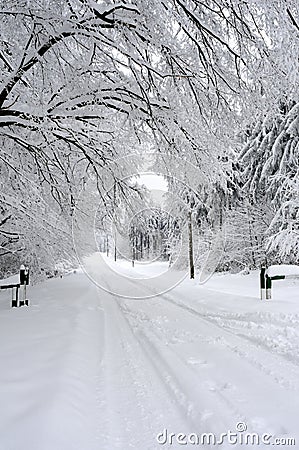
[188, 211, 194, 279]
[247, 204, 256, 267]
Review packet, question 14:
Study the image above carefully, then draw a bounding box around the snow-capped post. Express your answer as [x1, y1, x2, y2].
[19, 265, 26, 285]
[19, 265, 29, 307]
[260, 267, 266, 300]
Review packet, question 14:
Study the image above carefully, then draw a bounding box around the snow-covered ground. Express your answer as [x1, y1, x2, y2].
[0, 255, 298, 450]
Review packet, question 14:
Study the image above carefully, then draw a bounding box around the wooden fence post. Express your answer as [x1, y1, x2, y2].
[11, 286, 19, 308]
[19, 265, 30, 306]
[260, 267, 266, 300]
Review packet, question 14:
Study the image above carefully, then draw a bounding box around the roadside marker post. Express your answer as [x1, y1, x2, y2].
[260, 265, 299, 300]
[260, 267, 266, 300]
[0, 265, 30, 308]
[265, 274, 272, 300]
[19, 265, 30, 307]
[11, 285, 19, 308]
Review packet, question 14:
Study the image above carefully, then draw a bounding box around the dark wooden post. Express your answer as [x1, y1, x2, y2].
[260, 267, 266, 300]
[11, 286, 19, 308]
[24, 267, 29, 306]
[19, 265, 30, 306]
[266, 275, 272, 300]
[19, 265, 26, 284]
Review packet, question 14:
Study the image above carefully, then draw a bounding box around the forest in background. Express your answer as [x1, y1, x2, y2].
[0, 0, 298, 280]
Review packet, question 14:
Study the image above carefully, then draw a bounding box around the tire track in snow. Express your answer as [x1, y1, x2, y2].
[95, 269, 299, 447]
[119, 301, 248, 435]
[114, 272, 299, 392]
[160, 294, 299, 391]
[119, 296, 299, 445]
[97, 281, 197, 450]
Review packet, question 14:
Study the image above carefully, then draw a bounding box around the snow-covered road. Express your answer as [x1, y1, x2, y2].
[0, 255, 298, 450]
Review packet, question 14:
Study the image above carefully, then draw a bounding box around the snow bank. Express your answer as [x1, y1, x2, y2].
[0, 273, 19, 285]
[267, 264, 299, 277]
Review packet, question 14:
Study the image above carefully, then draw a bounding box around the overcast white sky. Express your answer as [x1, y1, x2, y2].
[137, 174, 168, 191]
